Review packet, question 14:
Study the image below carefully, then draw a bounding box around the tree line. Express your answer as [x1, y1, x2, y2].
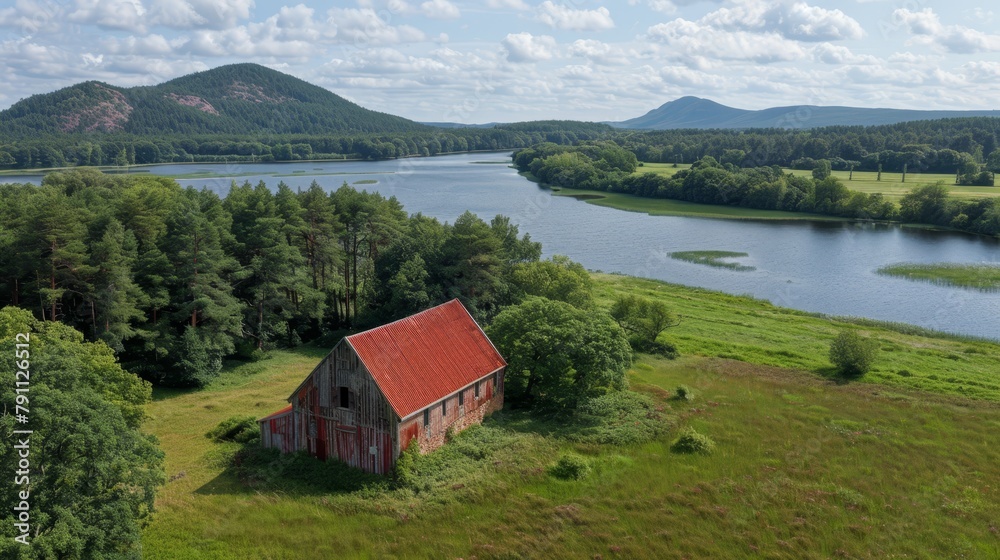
[0, 170, 555, 386]
[0, 123, 612, 169]
[513, 143, 1000, 236]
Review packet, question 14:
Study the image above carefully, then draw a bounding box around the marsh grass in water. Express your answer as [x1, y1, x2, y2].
[671, 250, 756, 271]
[877, 262, 1000, 292]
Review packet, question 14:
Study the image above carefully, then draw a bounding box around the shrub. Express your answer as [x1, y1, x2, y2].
[571, 391, 670, 446]
[549, 453, 591, 480]
[393, 439, 421, 489]
[671, 428, 715, 454]
[207, 415, 260, 443]
[675, 385, 694, 401]
[829, 330, 879, 377]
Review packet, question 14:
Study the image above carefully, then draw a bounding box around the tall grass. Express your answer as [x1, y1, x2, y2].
[670, 250, 756, 271]
[877, 262, 1000, 292]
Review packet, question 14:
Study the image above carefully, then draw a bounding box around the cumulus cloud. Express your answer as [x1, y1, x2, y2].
[147, 0, 254, 29]
[421, 0, 460, 20]
[66, 0, 149, 32]
[328, 8, 426, 44]
[647, 19, 806, 63]
[701, 0, 864, 41]
[487, 0, 530, 10]
[536, 2, 614, 31]
[501, 32, 557, 63]
[643, 0, 724, 15]
[894, 8, 1000, 53]
[568, 39, 629, 66]
[811, 43, 877, 65]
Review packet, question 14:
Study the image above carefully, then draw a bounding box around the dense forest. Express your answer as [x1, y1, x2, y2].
[0, 170, 569, 386]
[513, 142, 1000, 236]
[0, 122, 612, 169]
[621, 117, 1000, 177]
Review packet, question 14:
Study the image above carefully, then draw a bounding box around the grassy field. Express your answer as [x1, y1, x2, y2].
[636, 163, 1000, 202]
[141, 274, 1000, 558]
[784, 168, 999, 201]
[877, 263, 1000, 291]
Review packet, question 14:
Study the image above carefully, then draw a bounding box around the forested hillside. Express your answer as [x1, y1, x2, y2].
[0, 170, 547, 386]
[0, 63, 424, 137]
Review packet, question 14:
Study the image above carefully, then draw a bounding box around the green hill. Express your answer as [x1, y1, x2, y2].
[0, 63, 427, 137]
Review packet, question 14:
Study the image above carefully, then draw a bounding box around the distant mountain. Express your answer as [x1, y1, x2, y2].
[0, 63, 427, 137]
[613, 96, 1000, 129]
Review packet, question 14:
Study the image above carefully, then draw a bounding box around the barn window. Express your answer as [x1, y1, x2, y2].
[459, 391, 464, 406]
[493, 371, 499, 390]
[339, 386, 350, 409]
[442, 399, 448, 416]
[423, 408, 430, 427]
[474, 382, 480, 398]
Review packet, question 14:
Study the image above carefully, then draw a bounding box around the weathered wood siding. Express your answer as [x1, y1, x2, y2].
[260, 408, 295, 454]
[292, 341, 398, 474]
[399, 368, 505, 455]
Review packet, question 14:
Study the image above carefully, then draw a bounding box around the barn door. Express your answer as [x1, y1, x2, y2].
[336, 425, 359, 468]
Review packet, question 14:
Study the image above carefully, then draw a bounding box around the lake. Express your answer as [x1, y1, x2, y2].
[10, 153, 1000, 339]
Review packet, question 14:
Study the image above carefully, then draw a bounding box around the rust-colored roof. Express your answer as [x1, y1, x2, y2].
[259, 404, 293, 421]
[346, 299, 506, 419]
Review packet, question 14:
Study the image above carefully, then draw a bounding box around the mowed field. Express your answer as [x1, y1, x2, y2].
[141, 274, 1000, 559]
[636, 162, 1000, 202]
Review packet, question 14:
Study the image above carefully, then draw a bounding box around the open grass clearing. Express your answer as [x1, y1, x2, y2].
[783, 168, 999, 201]
[141, 273, 1000, 558]
[142, 352, 1000, 559]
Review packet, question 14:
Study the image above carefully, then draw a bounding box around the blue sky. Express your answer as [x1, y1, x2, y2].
[1, 0, 999, 122]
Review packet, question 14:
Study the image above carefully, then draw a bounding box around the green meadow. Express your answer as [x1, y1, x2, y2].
[141, 274, 1000, 559]
[783, 168, 1000, 202]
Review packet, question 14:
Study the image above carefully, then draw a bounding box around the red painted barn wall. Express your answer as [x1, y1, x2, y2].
[399, 369, 505, 456]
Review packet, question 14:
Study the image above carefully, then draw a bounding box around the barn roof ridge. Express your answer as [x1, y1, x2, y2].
[345, 299, 506, 419]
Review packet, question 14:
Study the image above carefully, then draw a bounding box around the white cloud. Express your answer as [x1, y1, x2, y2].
[487, 0, 530, 10]
[648, 19, 806, 63]
[328, 8, 426, 44]
[536, 2, 614, 31]
[894, 8, 1000, 53]
[568, 39, 629, 66]
[147, 0, 254, 29]
[501, 32, 557, 63]
[644, 0, 724, 14]
[421, 0, 460, 20]
[82, 53, 103, 66]
[701, 1, 863, 41]
[811, 43, 877, 65]
[105, 33, 177, 55]
[67, 0, 149, 32]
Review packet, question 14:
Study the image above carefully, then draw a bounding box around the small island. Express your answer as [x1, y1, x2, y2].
[670, 250, 756, 271]
[877, 262, 1000, 291]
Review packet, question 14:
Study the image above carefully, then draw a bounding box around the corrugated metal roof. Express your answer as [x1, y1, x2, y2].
[346, 299, 506, 419]
[259, 404, 293, 421]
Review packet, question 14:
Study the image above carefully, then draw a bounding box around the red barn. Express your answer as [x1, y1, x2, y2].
[259, 299, 506, 474]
